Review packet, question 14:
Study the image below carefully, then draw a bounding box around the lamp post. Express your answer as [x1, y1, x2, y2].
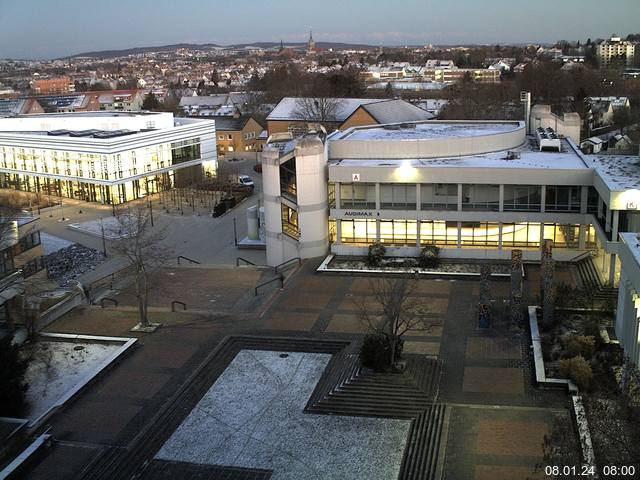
[148, 200, 154, 227]
[100, 217, 107, 257]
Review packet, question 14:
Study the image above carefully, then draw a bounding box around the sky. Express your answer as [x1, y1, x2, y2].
[0, 0, 639, 59]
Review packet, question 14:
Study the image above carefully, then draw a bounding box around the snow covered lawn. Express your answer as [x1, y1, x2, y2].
[21, 340, 121, 421]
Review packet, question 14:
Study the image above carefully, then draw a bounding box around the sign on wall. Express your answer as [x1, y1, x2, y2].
[352, 173, 360, 182]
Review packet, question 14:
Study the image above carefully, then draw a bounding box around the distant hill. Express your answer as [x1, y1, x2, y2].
[63, 41, 377, 59]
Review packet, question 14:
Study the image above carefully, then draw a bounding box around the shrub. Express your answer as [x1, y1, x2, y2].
[563, 335, 596, 359]
[418, 244, 440, 269]
[367, 242, 386, 267]
[559, 355, 593, 391]
[554, 283, 592, 309]
[360, 333, 391, 370]
[0, 336, 29, 417]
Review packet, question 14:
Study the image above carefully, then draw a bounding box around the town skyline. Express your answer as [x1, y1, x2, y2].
[1, 0, 639, 59]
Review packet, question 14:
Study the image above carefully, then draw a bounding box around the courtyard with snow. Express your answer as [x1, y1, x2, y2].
[156, 350, 411, 480]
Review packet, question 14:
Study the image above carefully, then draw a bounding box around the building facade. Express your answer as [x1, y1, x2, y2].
[597, 35, 636, 68]
[0, 112, 216, 204]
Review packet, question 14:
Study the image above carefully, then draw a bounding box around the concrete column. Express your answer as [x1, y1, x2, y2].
[615, 271, 627, 338]
[578, 224, 586, 250]
[597, 197, 604, 219]
[375, 183, 380, 211]
[580, 186, 589, 214]
[612, 210, 620, 241]
[415, 183, 421, 211]
[499, 184, 504, 212]
[540, 185, 546, 212]
[376, 219, 381, 242]
[334, 182, 341, 209]
[335, 219, 342, 244]
[609, 254, 617, 285]
[457, 184, 463, 211]
[416, 220, 421, 248]
[498, 223, 503, 250]
[605, 207, 612, 233]
[457, 221, 462, 248]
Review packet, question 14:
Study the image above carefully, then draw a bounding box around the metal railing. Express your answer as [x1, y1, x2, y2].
[236, 257, 256, 266]
[171, 300, 187, 311]
[274, 257, 301, 275]
[254, 274, 284, 296]
[177, 255, 201, 265]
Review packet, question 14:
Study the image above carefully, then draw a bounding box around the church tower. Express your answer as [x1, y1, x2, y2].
[307, 29, 316, 56]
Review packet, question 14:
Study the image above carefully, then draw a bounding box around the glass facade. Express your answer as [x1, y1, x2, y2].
[281, 204, 299, 238]
[545, 186, 581, 212]
[379, 220, 417, 245]
[503, 185, 541, 211]
[462, 184, 500, 211]
[420, 221, 458, 246]
[380, 184, 416, 210]
[460, 222, 500, 247]
[0, 137, 208, 205]
[340, 219, 376, 243]
[421, 184, 457, 210]
[340, 183, 376, 209]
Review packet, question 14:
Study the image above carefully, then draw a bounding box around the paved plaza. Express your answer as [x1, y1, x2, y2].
[23, 259, 575, 479]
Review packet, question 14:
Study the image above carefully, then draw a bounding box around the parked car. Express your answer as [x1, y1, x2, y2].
[238, 175, 254, 189]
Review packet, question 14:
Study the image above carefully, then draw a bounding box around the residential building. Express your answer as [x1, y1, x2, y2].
[422, 68, 500, 84]
[585, 96, 631, 132]
[179, 93, 251, 117]
[31, 76, 74, 95]
[597, 35, 636, 68]
[212, 114, 264, 156]
[97, 90, 145, 111]
[0, 111, 216, 204]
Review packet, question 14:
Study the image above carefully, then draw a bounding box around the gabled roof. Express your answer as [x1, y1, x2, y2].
[267, 97, 381, 122]
[356, 99, 436, 124]
[211, 115, 256, 131]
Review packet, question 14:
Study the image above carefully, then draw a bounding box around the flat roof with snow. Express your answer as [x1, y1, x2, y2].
[341, 121, 521, 141]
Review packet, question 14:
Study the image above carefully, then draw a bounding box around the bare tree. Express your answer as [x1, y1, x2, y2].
[357, 276, 437, 368]
[109, 204, 169, 328]
[292, 97, 344, 130]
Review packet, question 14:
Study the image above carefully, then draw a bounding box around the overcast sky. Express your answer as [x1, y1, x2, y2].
[1, 0, 639, 59]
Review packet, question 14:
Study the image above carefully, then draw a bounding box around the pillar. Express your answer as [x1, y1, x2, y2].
[335, 182, 341, 209]
[540, 185, 546, 213]
[612, 210, 619, 241]
[457, 184, 463, 211]
[498, 184, 504, 212]
[375, 183, 380, 210]
[415, 183, 421, 211]
[609, 254, 617, 286]
[580, 186, 589, 214]
[578, 224, 586, 250]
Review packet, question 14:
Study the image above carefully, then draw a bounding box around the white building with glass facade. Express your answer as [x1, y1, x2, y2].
[0, 111, 216, 204]
[263, 118, 640, 368]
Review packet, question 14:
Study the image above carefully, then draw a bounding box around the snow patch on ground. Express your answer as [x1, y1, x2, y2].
[40, 232, 74, 255]
[156, 350, 411, 480]
[21, 340, 120, 420]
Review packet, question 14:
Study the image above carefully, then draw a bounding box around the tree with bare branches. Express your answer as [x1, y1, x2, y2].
[357, 276, 436, 369]
[109, 204, 169, 329]
[292, 97, 344, 131]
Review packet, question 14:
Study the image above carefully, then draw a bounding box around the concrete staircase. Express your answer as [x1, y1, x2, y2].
[574, 256, 618, 303]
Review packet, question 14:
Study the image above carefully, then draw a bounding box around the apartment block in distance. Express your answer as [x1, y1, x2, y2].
[597, 34, 636, 68]
[0, 111, 216, 204]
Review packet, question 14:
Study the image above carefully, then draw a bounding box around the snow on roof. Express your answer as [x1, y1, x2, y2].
[342, 121, 519, 141]
[266, 97, 380, 121]
[330, 138, 588, 171]
[583, 154, 640, 190]
[360, 100, 435, 124]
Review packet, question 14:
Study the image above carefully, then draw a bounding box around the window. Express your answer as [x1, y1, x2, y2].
[228, 134, 233, 140]
[421, 184, 457, 210]
[460, 222, 500, 247]
[340, 219, 377, 243]
[18, 231, 41, 252]
[543, 223, 580, 248]
[545, 186, 581, 212]
[328, 183, 336, 208]
[502, 222, 541, 248]
[340, 183, 376, 209]
[503, 185, 541, 211]
[380, 184, 416, 210]
[171, 138, 201, 164]
[420, 221, 458, 246]
[462, 184, 499, 211]
[218, 135, 224, 140]
[379, 220, 417, 245]
[280, 158, 297, 202]
[281, 204, 299, 238]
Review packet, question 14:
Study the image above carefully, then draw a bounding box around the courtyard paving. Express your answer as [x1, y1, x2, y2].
[21, 259, 576, 479]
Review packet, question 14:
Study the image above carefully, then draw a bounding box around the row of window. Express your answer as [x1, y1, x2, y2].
[334, 219, 596, 249]
[333, 183, 591, 213]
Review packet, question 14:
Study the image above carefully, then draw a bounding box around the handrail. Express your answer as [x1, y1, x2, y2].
[171, 300, 187, 311]
[100, 297, 118, 308]
[236, 257, 256, 266]
[569, 250, 594, 263]
[274, 257, 301, 274]
[88, 265, 133, 291]
[254, 274, 284, 296]
[177, 255, 201, 265]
